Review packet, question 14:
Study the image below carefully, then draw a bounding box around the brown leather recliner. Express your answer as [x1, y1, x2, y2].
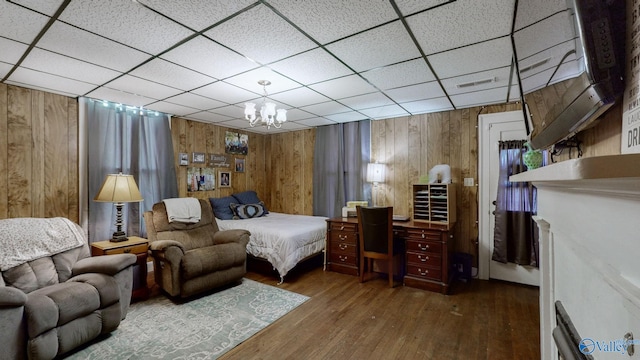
[143, 199, 250, 298]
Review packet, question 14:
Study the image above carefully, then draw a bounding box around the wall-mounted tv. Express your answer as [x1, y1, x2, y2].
[512, 0, 626, 150]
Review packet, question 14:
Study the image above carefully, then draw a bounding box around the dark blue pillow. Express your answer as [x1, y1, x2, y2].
[232, 191, 268, 213]
[230, 202, 266, 219]
[209, 196, 236, 220]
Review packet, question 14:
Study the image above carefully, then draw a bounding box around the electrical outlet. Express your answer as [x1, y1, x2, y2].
[464, 178, 474, 186]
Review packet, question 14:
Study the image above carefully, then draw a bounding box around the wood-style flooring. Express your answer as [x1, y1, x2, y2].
[147, 264, 540, 360]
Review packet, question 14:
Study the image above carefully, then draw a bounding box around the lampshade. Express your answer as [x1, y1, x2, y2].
[94, 173, 143, 203]
[366, 163, 385, 184]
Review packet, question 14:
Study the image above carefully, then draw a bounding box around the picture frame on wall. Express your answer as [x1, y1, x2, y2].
[235, 158, 245, 173]
[179, 153, 188, 166]
[219, 171, 231, 188]
[192, 152, 205, 164]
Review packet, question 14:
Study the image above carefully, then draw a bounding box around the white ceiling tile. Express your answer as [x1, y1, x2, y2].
[269, 87, 330, 108]
[210, 105, 246, 119]
[222, 118, 260, 130]
[359, 105, 409, 120]
[326, 21, 421, 72]
[325, 111, 369, 123]
[428, 37, 512, 79]
[8, 67, 96, 96]
[360, 59, 435, 90]
[300, 101, 352, 116]
[514, 0, 568, 31]
[309, 75, 377, 100]
[37, 22, 150, 72]
[145, 101, 199, 117]
[164, 93, 227, 111]
[269, 48, 354, 85]
[0, 1, 49, 43]
[4, 79, 79, 98]
[450, 87, 508, 108]
[85, 87, 157, 108]
[395, 0, 454, 16]
[267, 0, 398, 44]
[186, 111, 233, 123]
[10, 0, 65, 16]
[160, 36, 258, 80]
[406, 0, 514, 54]
[338, 92, 394, 110]
[0, 38, 29, 64]
[281, 109, 316, 121]
[104, 75, 182, 100]
[441, 67, 512, 95]
[191, 82, 258, 105]
[224, 67, 301, 95]
[21, 48, 121, 85]
[508, 85, 521, 102]
[295, 117, 336, 127]
[205, 4, 316, 64]
[513, 10, 575, 61]
[137, 0, 256, 32]
[130, 58, 216, 91]
[0, 63, 13, 79]
[401, 97, 454, 114]
[385, 82, 446, 103]
[59, 0, 193, 55]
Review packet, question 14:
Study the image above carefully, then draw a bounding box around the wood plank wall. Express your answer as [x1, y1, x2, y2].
[0, 83, 79, 222]
[170, 116, 267, 204]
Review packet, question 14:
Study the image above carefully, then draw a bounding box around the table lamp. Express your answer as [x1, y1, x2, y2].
[94, 173, 143, 242]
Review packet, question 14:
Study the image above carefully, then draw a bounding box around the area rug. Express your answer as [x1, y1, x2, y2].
[67, 278, 309, 359]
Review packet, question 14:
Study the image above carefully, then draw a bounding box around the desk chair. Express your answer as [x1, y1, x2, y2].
[357, 206, 399, 288]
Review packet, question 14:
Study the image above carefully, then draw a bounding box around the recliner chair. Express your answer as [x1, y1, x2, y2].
[144, 199, 250, 298]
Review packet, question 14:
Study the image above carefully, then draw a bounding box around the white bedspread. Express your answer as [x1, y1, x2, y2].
[216, 212, 327, 280]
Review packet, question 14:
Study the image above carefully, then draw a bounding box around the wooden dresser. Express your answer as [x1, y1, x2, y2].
[326, 217, 455, 294]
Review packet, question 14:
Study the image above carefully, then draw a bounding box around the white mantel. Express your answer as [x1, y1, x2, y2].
[511, 154, 640, 360]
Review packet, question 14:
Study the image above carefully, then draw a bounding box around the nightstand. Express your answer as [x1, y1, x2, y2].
[91, 236, 149, 302]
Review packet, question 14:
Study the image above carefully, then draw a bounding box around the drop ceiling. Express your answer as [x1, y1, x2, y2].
[0, 0, 576, 134]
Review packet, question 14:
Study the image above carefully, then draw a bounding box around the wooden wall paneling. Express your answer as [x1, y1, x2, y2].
[264, 134, 273, 210]
[67, 98, 79, 223]
[31, 91, 45, 218]
[7, 86, 32, 218]
[449, 109, 466, 255]
[393, 117, 410, 217]
[290, 130, 302, 214]
[0, 84, 7, 218]
[371, 119, 385, 207]
[407, 115, 422, 218]
[44, 92, 70, 219]
[383, 119, 395, 207]
[303, 129, 315, 215]
[172, 117, 187, 198]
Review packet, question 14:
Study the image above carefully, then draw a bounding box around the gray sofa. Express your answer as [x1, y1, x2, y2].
[0, 218, 137, 360]
[144, 199, 250, 298]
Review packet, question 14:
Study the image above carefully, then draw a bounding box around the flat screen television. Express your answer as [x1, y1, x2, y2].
[512, 0, 626, 150]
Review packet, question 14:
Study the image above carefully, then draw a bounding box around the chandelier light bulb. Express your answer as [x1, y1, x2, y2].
[244, 80, 287, 129]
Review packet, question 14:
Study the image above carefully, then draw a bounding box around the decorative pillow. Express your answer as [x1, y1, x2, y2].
[208, 196, 236, 220]
[232, 191, 269, 214]
[230, 202, 266, 219]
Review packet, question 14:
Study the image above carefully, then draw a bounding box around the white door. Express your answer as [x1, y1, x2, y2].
[478, 111, 539, 286]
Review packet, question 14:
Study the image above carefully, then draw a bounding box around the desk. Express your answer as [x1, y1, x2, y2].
[326, 217, 455, 294]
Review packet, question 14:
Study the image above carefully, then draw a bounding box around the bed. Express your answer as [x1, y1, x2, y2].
[215, 212, 327, 283]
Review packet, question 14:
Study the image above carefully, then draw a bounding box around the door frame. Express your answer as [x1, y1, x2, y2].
[477, 110, 524, 281]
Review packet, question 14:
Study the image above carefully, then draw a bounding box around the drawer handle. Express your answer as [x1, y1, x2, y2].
[124, 249, 131, 253]
[418, 244, 430, 251]
[417, 255, 429, 262]
[421, 233, 426, 239]
[418, 268, 429, 276]
[338, 255, 348, 262]
[340, 225, 345, 231]
[339, 243, 348, 250]
[339, 234, 347, 241]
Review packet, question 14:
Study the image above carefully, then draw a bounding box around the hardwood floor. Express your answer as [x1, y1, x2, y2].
[146, 264, 540, 359]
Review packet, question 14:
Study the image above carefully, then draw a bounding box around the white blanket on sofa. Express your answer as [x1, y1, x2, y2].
[0, 217, 85, 271]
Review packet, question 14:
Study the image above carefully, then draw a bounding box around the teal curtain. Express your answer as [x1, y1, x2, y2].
[84, 98, 178, 242]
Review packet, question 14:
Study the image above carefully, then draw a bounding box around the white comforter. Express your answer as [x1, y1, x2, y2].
[216, 212, 327, 280]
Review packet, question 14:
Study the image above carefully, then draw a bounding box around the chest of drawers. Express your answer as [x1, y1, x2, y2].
[326, 219, 359, 275]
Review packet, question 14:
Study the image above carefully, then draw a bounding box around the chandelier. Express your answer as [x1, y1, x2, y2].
[244, 80, 287, 129]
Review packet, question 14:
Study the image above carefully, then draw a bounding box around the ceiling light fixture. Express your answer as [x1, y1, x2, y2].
[244, 80, 287, 129]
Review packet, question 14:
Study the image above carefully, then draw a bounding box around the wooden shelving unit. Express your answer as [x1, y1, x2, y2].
[412, 184, 456, 224]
